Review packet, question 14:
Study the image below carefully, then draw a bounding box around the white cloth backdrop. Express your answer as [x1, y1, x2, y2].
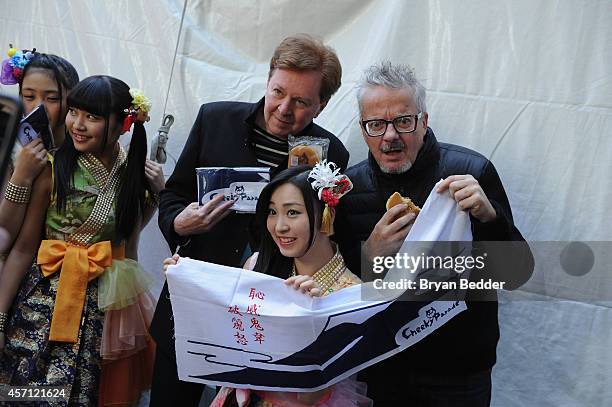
[2, 1, 611, 405]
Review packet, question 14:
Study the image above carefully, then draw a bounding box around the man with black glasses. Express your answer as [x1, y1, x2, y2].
[334, 61, 531, 406]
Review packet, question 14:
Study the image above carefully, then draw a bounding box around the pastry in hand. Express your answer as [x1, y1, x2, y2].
[386, 192, 421, 215]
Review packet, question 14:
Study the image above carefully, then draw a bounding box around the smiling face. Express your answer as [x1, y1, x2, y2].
[266, 183, 315, 258]
[65, 107, 121, 156]
[260, 68, 325, 138]
[360, 86, 428, 174]
[20, 68, 67, 139]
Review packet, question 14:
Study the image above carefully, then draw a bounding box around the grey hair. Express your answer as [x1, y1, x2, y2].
[357, 61, 427, 115]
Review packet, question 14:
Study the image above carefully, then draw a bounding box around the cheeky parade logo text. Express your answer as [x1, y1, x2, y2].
[197, 167, 270, 213]
[395, 301, 466, 346]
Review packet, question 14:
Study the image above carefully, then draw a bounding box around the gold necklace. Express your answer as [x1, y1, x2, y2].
[291, 246, 346, 294]
[69, 147, 126, 246]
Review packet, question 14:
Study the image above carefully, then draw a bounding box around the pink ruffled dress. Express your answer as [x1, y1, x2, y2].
[97, 258, 157, 406]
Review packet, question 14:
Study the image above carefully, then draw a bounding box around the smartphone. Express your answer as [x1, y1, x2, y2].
[0, 94, 23, 184]
[17, 102, 54, 150]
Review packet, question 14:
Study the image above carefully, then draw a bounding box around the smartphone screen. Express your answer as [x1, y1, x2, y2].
[17, 102, 54, 150]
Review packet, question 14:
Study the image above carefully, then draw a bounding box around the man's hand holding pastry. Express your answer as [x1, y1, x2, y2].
[437, 175, 497, 223]
[363, 192, 420, 262]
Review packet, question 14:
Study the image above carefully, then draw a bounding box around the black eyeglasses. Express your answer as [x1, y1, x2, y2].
[361, 113, 423, 137]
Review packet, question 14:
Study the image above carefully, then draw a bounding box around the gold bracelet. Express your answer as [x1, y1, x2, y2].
[5, 181, 31, 204]
[0, 311, 8, 333]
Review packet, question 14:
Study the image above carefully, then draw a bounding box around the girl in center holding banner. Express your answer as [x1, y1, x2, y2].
[163, 162, 373, 407]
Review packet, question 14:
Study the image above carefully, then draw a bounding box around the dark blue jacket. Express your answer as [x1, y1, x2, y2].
[334, 128, 532, 378]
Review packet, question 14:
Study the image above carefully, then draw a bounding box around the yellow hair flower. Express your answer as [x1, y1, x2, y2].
[129, 88, 152, 113]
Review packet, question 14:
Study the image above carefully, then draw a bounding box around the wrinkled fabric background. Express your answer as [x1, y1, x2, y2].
[2, 1, 611, 405]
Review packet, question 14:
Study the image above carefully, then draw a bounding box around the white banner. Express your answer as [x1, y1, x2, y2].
[167, 182, 474, 391]
[168, 257, 467, 391]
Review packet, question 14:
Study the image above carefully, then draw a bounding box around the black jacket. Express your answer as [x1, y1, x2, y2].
[151, 98, 349, 356]
[334, 128, 531, 376]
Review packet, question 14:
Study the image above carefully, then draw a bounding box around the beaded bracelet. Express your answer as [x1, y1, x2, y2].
[0, 311, 8, 333]
[4, 181, 30, 204]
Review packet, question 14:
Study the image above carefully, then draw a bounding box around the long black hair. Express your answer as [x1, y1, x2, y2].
[253, 165, 325, 278]
[18, 53, 79, 124]
[55, 75, 150, 240]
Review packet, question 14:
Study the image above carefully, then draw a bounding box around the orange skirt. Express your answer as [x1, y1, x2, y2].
[98, 338, 156, 406]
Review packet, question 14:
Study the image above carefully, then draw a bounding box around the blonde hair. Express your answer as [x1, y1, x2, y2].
[269, 34, 342, 105]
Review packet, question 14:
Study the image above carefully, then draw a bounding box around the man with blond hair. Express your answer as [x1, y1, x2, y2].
[150, 34, 349, 405]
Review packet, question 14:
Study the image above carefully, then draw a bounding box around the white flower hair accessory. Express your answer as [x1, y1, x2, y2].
[308, 160, 353, 235]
